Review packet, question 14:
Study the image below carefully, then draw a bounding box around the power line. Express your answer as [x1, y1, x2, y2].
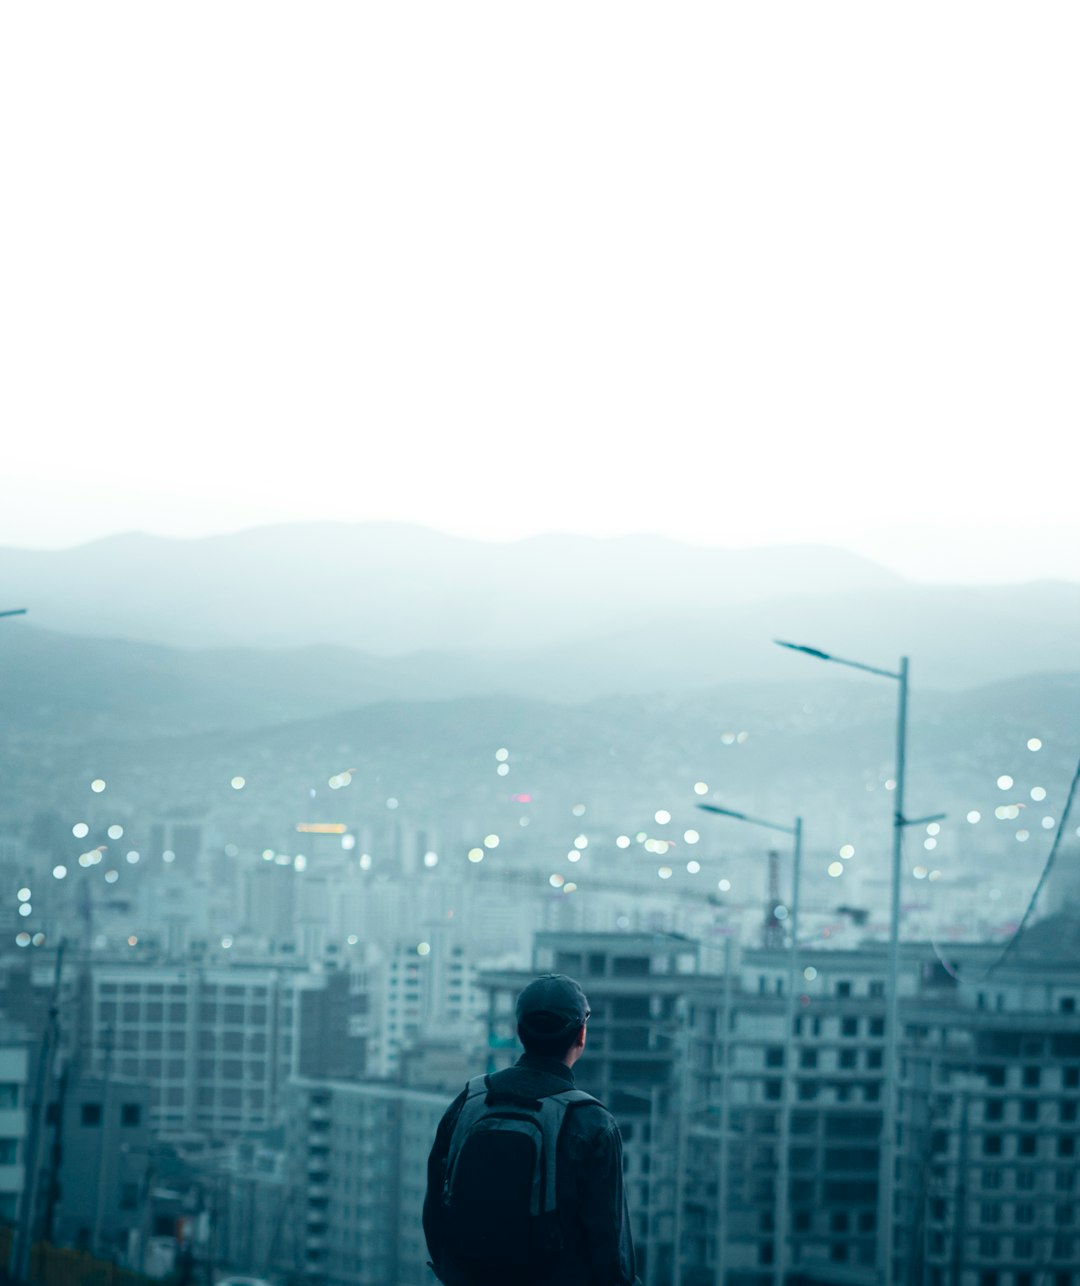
[987, 752, 1080, 976]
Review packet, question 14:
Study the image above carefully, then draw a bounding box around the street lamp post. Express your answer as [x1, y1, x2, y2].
[697, 803, 802, 1286]
[774, 641, 944, 1286]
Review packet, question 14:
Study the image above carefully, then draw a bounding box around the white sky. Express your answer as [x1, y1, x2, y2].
[1, 3, 1078, 582]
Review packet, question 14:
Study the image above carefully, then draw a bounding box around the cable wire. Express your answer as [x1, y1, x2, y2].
[987, 752, 1080, 976]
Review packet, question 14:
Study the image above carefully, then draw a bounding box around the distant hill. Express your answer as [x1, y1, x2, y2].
[0, 523, 902, 651]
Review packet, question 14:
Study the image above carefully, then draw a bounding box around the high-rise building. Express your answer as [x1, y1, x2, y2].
[286, 1077, 446, 1286]
[86, 957, 373, 1140]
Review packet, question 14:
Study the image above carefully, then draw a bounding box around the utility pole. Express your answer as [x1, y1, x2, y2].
[92, 1025, 115, 1257]
[8, 941, 64, 1285]
[714, 936, 734, 1286]
[673, 1020, 690, 1286]
[880, 655, 909, 1286]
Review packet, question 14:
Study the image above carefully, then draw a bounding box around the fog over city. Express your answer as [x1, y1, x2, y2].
[3, 4, 1080, 1286]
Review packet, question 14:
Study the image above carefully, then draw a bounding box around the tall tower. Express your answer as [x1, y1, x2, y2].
[761, 848, 785, 949]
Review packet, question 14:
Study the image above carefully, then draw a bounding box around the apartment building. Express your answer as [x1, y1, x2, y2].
[372, 935, 485, 1078]
[87, 957, 372, 1140]
[286, 1076, 446, 1286]
[0, 1039, 29, 1226]
[49, 1068, 154, 1262]
[893, 928, 1080, 1286]
[479, 930, 711, 1286]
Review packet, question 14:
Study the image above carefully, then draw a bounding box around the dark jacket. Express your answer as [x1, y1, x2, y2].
[423, 1052, 640, 1286]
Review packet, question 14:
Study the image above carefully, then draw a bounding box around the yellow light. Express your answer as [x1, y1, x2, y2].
[296, 823, 347, 834]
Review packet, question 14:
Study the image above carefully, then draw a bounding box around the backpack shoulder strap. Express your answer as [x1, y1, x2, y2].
[533, 1089, 603, 1216]
[444, 1076, 493, 1184]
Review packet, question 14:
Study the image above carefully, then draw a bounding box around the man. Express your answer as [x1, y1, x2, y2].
[424, 974, 640, 1285]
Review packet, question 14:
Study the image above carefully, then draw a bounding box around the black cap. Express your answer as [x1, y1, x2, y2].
[515, 974, 590, 1041]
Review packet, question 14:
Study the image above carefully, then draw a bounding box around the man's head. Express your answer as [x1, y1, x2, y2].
[515, 973, 590, 1065]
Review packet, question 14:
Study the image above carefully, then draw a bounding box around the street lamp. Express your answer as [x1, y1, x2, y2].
[774, 640, 944, 1286]
[697, 803, 802, 1286]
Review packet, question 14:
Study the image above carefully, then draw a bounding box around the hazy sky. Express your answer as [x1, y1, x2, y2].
[2, 3, 1077, 582]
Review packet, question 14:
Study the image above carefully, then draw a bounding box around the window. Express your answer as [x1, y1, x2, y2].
[0, 1084, 19, 1109]
[800, 1049, 818, 1070]
[1058, 1135, 1076, 1158]
[765, 1047, 784, 1068]
[1023, 1066, 1041, 1088]
[869, 1018, 884, 1037]
[983, 1135, 1002, 1156]
[121, 1103, 141, 1127]
[1064, 1067, 1080, 1090]
[841, 1017, 859, 1038]
[1018, 1134, 1037, 1156]
[80, 1103, 102, 1127]
[1015, 1203, 1034, 1225]
[1061, 1100, 1078, 1123]
[1016, 1169, 1035, 1191]
[985, 1099, 1004, 1121]
[835, 982, 852, 998]
[981, 1170, 1002, 1190]
[980, 1203, 1000, 1225]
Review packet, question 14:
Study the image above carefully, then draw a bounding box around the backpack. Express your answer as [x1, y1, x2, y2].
[440, 1073, 601, 1279]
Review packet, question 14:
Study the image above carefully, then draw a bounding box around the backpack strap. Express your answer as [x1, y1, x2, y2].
[534, 1088, 603, 1216]
[443, 1076, 492, 1193]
